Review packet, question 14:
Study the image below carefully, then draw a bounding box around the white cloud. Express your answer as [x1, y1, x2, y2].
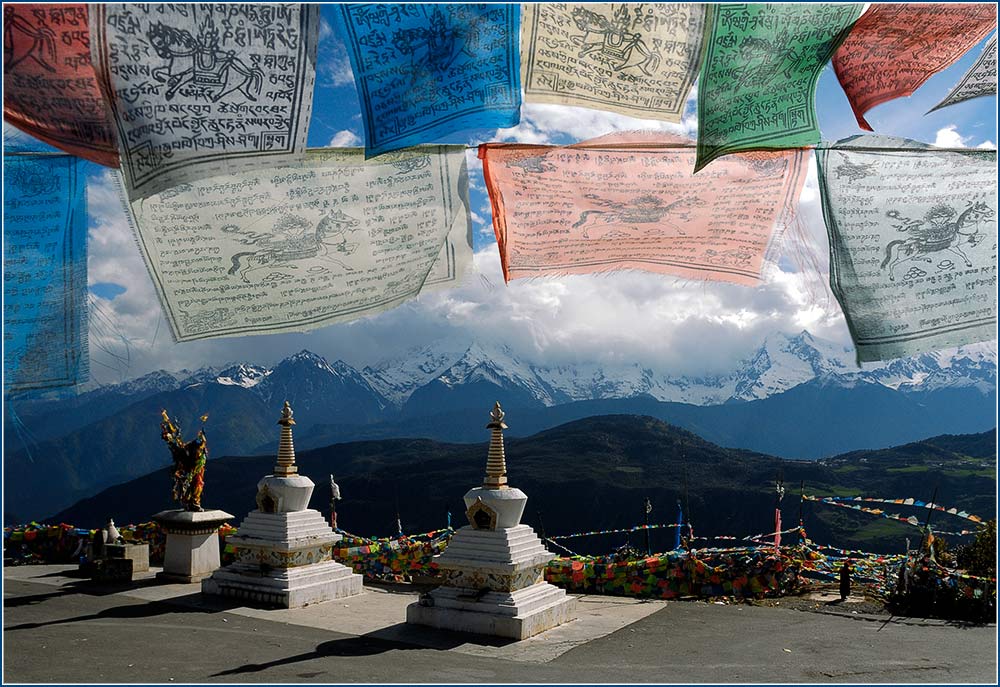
[933, 125, 970, 148]
[80, 157, 849, 380]
[496, 99, 697, 146]
[977, 140, 996, 150]
[317, 29, 355, 88]
[328, 129, 362, 147]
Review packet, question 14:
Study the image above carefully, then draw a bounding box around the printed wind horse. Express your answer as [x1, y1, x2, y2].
[881, 201, 995, 281]
[147, 16, 264, 103]
[224, 209, 363, 284]
[572, 193, 706, 240]
[570, 5, 661, 76]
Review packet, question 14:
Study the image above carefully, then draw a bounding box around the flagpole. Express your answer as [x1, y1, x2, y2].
[643, 496, 651, 556]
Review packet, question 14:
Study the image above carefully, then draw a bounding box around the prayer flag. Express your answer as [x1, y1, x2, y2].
[817, 135, 997, 363]
[480, 131, 807, 285]
[333, 4, 520, 158]
[521, 3, 705, 123]
[928, 34, 998, 114]
[122, 146, 472, 341]
[89, 3, 319, 199]
[3, 4, 118, 167]
[833, 5, 996, 130]
[674, 502, 683, 550]
[695, 3, 862, 172]
[3, 153, 89, 391]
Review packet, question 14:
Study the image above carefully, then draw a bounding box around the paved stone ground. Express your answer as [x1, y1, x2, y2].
[3, 567, 996, 683]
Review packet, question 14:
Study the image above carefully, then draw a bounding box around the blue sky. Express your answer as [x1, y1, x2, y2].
[6, 5, 997, 385]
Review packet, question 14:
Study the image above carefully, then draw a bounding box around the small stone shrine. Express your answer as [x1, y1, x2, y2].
[80, 517, 150, 583]
[202, 401, 362, 607]
[406, 402, 576, 639]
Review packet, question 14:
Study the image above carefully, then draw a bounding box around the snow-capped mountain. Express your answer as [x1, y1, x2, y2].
[53, 331, 996, 417]
[371, 331, 995, 408]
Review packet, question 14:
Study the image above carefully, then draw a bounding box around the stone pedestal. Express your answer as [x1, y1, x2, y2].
[106, 542, 150, 573]
[406, 524, 577, 640]
[153, 509, 233, 583]
[202, 509, 362, 608]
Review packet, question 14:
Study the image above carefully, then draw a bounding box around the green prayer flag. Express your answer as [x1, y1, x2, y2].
[695, 3, 862, 172]
[817, 135, 997, 363]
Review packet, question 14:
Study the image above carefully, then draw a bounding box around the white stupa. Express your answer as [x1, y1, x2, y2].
[406, 401, 576, 639]
[202, 401, 362, 607]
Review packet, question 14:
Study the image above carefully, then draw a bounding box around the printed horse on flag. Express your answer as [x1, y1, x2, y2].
[881, 201, 994, 281]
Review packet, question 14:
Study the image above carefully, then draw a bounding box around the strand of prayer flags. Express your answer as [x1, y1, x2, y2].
[929, 34, 998, 114]
[694, 3, 862, 172]
[547, 521, 688, 541]
[833, 5, 997, 130]
[809, 495, 985, 524]
[89, 3, 320, 200]
[121, 146, 472, 342]
[3, 153, 89, 392]
[804, 494, 986, 526]
[481, 131, 807, 285]
[333, 3, 521, 158]
[2, 4, 118, 167]
[817, 135, 997, 363]
[520, 3, 705, 123]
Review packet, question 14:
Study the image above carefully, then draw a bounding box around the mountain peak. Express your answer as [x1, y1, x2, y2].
[287, 349, 327, 364]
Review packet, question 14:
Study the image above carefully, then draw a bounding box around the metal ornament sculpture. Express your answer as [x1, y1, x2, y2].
[159, 410, 208, 512]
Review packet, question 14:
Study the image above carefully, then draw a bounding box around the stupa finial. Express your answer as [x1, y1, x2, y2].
[483, 401, 508, 489]
[275, 400, 298, 476]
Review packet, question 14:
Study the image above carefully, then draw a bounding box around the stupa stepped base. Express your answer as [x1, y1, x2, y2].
[435, 525, 554, 573]
[202, 508, 362, 608]
[226, 509, 340, 551]
[202, 559, 362, 608]
[406, 582, 577, 640]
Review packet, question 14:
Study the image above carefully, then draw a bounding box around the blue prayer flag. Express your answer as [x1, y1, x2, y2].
[675, 501, 684, 550]
[333, 3, 521, 157]
[3, 153, 88, 391]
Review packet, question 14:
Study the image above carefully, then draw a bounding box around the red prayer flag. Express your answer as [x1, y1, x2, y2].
[480, 132, 807, 285]
[833, 4, 996, 131]
[3, 4, 118, 166]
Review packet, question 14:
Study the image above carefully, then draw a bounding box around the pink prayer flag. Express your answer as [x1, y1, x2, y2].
[480, 132, 807, 285]
[833, 4, 997, 131]
[3, 4, 118, 166]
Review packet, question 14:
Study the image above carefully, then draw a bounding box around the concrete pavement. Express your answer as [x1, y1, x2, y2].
[3, 565, 996, 683]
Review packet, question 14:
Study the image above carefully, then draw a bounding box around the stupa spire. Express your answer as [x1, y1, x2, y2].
[275, 400, 298, 476]
[483, 401, 508, 489]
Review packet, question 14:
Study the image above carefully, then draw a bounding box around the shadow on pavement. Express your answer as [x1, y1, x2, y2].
[4, 592, 242, 631]
[210, 623, 514, 677]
